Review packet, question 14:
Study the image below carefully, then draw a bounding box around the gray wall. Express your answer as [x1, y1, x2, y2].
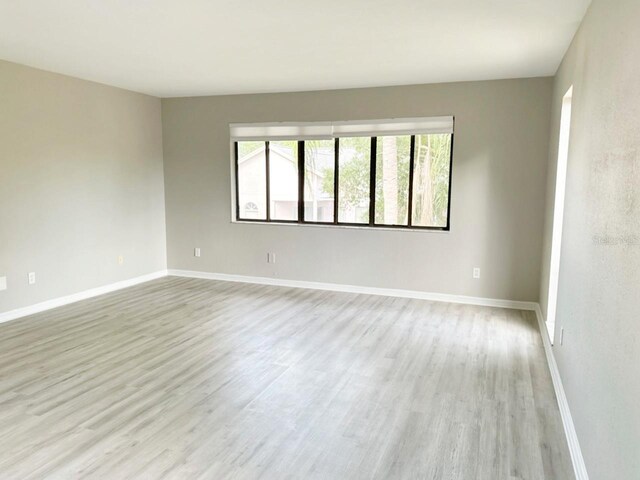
[0, 60, 167, 314]
[539, 1, 640, 478]
[162, 78, 552, 302]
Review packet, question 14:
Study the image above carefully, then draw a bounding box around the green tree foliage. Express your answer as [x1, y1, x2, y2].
[323, 134, 450, 226]
[375, 136, 410, 224]
[305, 139, 331, 198]
[413, 134, 451, 226]
[238, 141, 263, 158]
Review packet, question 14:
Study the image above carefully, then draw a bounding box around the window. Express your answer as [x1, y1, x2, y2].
[236, 141, 267, 220]
[304, 140, 335, 223]
[269, 141, 299, 221]
[232, 117, 454, 230]
[412, 133, 452, 228]
[375, 136, 411, 226]
[338, 137, 371, 224]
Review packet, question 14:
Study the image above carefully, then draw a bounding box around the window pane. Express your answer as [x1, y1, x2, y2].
[237, 141, 267, 220]
[412, 134, 452, 227]
[269, 141, 299, 221]
[304, 140, 335, 222]
[338, 137, 371, 224]
[375, 136, 411, 225]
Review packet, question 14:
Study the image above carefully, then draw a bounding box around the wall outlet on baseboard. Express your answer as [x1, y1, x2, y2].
[118, 255, 124, 265]
[28, 272, 36, 285]
[194, 247, 201, 257]
[473, 267, 481, 279]
[0, 276, 6, 291]
[560, 327, 564, 346]
[267, 253, 276, 264]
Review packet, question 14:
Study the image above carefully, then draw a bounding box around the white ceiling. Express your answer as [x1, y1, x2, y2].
[0, 0, 591, 98]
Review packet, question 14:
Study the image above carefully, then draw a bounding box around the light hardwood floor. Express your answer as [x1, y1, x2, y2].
[0, 276, 574, 479]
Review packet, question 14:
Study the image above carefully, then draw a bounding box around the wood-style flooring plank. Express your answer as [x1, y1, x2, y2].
[0, 276, 574, 479]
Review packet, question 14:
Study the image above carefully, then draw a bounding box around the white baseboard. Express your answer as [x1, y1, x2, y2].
[534, 305, 589, 480]
[1, 267, 535, 324]
[167, 269, 538, 311]
[0, 270, 168, 324]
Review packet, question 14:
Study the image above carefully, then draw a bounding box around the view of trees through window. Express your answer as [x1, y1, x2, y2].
[375, 136, 411, 225]
[304, 140, 335, 222]
[235, 132, 452, 229]
[412, 134, 452, 227]
[335, 137, 371, 224]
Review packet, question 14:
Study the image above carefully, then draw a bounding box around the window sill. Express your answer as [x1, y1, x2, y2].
[231, 220, 449, 233]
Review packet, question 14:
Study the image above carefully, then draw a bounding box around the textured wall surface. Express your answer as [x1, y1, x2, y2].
[162, 78, 553, 302]
[0, 61, 167, 314]
[539, 1, 640, 478]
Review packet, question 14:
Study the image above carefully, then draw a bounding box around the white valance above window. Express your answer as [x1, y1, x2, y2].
[229, 116, 454, 141]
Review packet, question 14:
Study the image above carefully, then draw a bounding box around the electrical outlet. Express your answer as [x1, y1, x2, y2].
[560, 327, 565, 346]
[473, 267, 481, 279]
[0, 276, 6, 291]
[118, 255, 124, 265]
[267, 253, 277, 264]
[194, 247, 201, 257]
[28, 272, 36, 285]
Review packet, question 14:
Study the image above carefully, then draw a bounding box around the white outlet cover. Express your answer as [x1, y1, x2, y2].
[28, 272, 36, 285]
[473, 268, 481, 279]
[0, 276, 6, 291]
[194, 248, 201, 257]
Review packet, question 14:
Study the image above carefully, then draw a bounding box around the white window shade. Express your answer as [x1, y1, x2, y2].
[229, 122, 333, 141]
[230, 116, 454, 141]
[331, 116, 454, 137]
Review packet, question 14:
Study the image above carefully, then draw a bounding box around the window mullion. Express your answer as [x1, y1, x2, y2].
[265, 141, 271, 221]
[234, 142, 240, 220]
[369, 137, 377, 226]
[298, 141, 305, 223]
[407, 135, 415, 227]
[445, 132, 455, 230]
[333, 138, 339, 224]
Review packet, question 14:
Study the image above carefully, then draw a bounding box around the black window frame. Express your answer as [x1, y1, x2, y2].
[234, 130, 454, 231]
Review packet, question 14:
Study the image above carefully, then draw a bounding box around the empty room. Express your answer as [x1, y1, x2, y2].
[0, 0, 638, 478]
